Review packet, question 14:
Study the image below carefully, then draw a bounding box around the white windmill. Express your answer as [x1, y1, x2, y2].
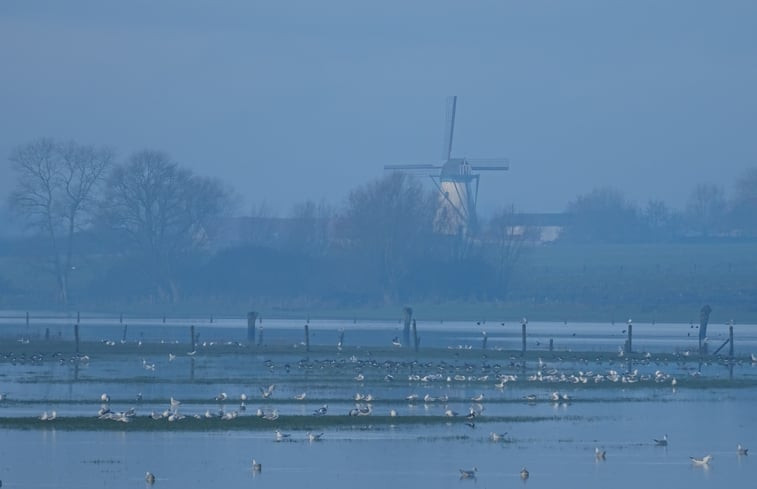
[385, 96, 509, 236]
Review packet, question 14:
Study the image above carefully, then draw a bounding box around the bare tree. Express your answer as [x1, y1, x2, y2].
[8, 138, 113, 304]
[642, 199, 673, 242]
[287, 199, 333, 256]
[731, 167, 757, 235]
[342, 173, 436, 303]
[486, 205, 534, 298]
[685, 183, 726, 237]
[103, 150, 232, 302]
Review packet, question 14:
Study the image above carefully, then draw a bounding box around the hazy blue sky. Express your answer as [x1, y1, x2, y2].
[1, 1, 755, 217]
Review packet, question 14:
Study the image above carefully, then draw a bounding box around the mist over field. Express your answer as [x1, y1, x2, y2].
[1, 1, 756, 321]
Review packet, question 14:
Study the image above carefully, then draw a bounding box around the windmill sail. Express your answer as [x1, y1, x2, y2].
[442, 96, 457, 161]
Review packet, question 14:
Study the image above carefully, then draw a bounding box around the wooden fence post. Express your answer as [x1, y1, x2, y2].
[403, 307, 413, 346]
[412, 319, 420, 352]
[247, 312, 258, 344]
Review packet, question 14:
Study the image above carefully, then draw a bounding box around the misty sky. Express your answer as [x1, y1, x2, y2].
[1, 1, 756, 218]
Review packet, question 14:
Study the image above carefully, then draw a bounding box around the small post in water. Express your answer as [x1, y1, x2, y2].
[337, 329, 345, 351]
[247, 312, 258, 344]
[74, 323, 80, 353]
[122, 324, 128, 343]
[521, 318, 527, 356]
[412, 319, 420, 352]
[729, 321, 734, 358]
[627, 319, 633, 354]
[257, 325, 264, 347]
[304, 324, 310, 352]
[402, 307, 413, 346]
[190, 324, 196, 352]
[549, 338, 554, 352]
[482, 331, 488, 350]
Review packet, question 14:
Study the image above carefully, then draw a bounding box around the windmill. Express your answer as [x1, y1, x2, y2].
[385, 96, 509, 236]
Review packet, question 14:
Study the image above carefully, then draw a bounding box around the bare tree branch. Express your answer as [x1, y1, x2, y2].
[8, 138, 112, 305]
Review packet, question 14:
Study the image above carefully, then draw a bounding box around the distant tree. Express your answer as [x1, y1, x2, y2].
[685, 183, 727, 237]
[562, 187, 641, 243]
[642, 199, 673, 242]
[287, 199, 333, 256]
[341, 173, 436, 303]
[8, 138, 113, 304]
[102, 150, 232, 302]
[486, 205, 534, 298]
[731, 167, 757, 235]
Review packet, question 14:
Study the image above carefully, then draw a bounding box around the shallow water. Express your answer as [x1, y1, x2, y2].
[0, 314, 755, 488]
[0, 398, 754, 489]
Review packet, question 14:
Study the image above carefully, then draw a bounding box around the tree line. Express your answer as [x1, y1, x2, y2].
[562, 177, 757, 243]
[3, 137, 756, 309]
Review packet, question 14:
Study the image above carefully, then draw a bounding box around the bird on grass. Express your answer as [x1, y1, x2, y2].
[459, 467, 477, 479]
[690, 455, 712, 466]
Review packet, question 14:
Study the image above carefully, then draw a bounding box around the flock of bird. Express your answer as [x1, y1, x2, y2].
[2, 334, 755, 486]
[88, 385, 751, 483]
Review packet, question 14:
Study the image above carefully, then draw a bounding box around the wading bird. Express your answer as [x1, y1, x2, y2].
[654, 434, 668, 446]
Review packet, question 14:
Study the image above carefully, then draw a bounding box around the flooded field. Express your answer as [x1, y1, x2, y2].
[0, 313, 755, 488]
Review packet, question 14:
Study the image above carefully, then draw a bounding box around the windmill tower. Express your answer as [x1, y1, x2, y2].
[385, 96, 509, 236]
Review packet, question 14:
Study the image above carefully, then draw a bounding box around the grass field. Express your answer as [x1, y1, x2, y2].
[1, 242, 756, 322]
